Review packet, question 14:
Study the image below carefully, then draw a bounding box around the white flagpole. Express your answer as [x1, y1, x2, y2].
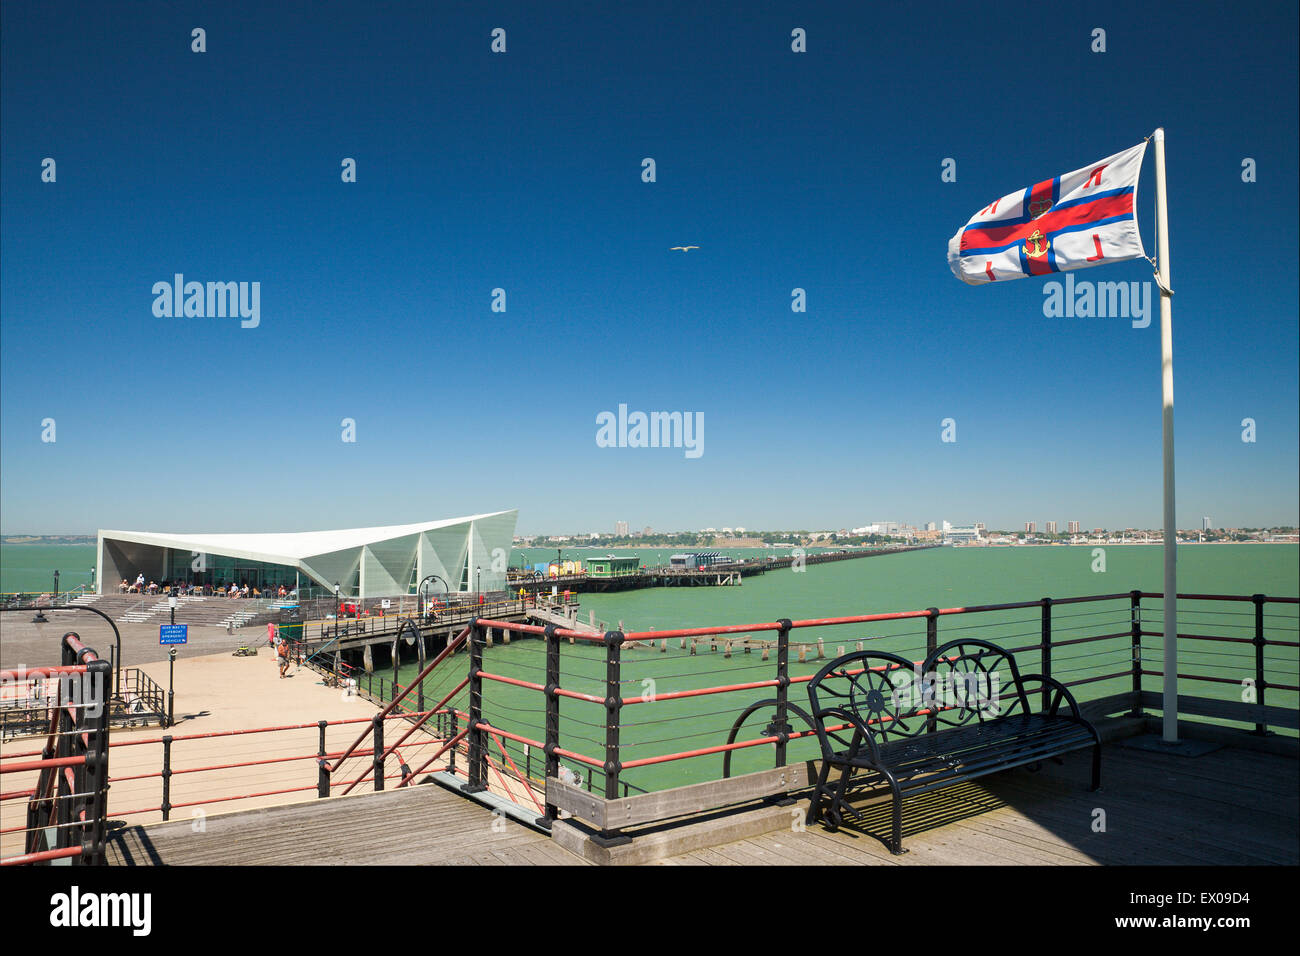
[1153, 127, 1178, 742]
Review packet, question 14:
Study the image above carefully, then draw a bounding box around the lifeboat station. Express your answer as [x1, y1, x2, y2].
[94, 511, 519, 599]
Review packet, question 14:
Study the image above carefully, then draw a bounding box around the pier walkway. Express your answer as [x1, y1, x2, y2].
[513, 544, 940, 594]
[98, 736, 1295, 865]
[106, 783, 583, 866]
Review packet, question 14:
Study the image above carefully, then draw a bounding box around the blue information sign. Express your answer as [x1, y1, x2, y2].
[160, 624, 188, 645]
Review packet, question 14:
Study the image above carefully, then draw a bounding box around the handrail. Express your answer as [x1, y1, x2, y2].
[2, 632, 111, 867]
[324, 623, 472, 776]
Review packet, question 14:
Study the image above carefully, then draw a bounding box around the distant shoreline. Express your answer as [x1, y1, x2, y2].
[1, 536, 96, 545]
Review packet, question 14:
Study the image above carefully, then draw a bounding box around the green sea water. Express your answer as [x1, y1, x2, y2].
[381, 544, 1298, 795]
[8, 541, 1296, 792]
[0, 544, 97, 594]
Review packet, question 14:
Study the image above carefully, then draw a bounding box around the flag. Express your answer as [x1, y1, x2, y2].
[948, 141, 1147, 285]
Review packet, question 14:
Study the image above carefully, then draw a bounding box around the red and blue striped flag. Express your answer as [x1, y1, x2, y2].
[948, 141, 1147, 285]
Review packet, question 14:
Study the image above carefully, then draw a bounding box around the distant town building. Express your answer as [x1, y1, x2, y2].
[1025, 522, 1036, 533]
[942, 520, 952, 532]
[975, 523, 986, 532]
[925, 522, 937, 532]
[1068, 521, 1081, 534]
[1202, 516, 1211, 531]
[615, 521, 629, 537]
[1046, 521, 1058, 534]
[643, 526, 653, 537]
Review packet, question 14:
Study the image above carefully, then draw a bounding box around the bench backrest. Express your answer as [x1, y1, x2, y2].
[806, 650, 930, 755]
[920, 638, 1030, 728]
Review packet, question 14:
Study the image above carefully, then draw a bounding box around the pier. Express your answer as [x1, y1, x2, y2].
[3, 587, 1295, 867]
[510, 543, 940, 594]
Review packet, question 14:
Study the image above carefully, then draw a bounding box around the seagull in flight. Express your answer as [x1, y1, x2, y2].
[670, 245, 699, 252]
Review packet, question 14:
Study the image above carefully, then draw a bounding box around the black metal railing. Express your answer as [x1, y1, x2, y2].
[3, 632, 112, 865]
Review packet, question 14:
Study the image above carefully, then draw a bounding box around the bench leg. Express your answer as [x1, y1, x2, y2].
[889, 779, 905, 855]
[806, 759, 833, 826]
[1090, 742, 1102, 792]
[826, 765, 855, 830]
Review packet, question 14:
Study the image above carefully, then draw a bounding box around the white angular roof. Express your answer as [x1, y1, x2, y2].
[99, 511, 516, 564]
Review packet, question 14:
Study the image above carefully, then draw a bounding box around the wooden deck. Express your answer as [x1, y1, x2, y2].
[100, 739, 1295, 865]
[105, 783, 586, 866]
[658, 740, 1298, 865]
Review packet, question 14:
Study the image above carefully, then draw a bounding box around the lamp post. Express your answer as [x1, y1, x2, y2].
[166, 593, 179, 727]
[167, 646, 177, 728]
[418, 574, 449, 619]
[476, 566, 482, 604]
[53, 569, 60, 602]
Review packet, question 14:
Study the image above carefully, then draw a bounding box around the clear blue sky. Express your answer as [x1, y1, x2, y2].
[2, 1, 1296, 535]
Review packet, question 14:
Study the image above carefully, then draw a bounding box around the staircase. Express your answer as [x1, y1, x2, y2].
[67, 594, 281, 629]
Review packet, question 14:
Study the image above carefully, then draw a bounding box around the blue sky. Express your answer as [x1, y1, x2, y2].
[2, 1, 1296, 534]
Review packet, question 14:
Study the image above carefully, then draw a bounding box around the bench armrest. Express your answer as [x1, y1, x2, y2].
[1015, 673, 1082, 720]
[811, 706, 884, 765]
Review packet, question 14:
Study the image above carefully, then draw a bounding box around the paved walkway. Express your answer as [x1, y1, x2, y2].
[1, 649, 440, 856]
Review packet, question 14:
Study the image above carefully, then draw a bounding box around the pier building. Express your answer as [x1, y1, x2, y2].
[96, 511, 518, 598]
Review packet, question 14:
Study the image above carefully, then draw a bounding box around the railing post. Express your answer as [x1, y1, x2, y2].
[540, 624, 560, 828]
[416, 630, 426, 716]
[926, 608, 939, 733]
[596, 629, 630, 846]
[161, 735, 173, 821]
[371, 712, 385, 792]
[317, 720, 330, 798]
[391, 635, 400, 693]
[603, 631, 623, 801]
[773, 619, 792, 768]
[1129, 590, 1144, 717]
[448, 709, 458, 778]
[1040, 597, 1053, 713]
[464, 619, 487, 793]
[1252, 594, 1268, 736]
[83, 658, 111, 865]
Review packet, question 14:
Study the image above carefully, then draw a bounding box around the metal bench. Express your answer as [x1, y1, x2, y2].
[805, 638, 1101, 854]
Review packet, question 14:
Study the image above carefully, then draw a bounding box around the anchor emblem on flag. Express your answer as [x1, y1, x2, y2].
[1023, 228, 1050, 259]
